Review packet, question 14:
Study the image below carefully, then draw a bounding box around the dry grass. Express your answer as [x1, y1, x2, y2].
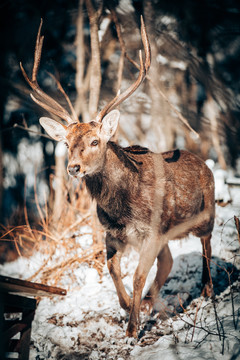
[0, 176, 105, 288]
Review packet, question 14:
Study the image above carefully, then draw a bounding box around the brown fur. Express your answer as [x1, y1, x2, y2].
[79, 138, 214, 338]
[56, 121, 215, 338]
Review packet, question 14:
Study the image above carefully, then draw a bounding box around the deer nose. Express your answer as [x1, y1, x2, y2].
[68, 164, 80, 176]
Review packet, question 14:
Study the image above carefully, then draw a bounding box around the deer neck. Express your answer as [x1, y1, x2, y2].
[84, 141, 137, 202]
[85, 141, 136, 229]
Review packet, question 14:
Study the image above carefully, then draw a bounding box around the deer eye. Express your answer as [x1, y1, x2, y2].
[91, 140, 99, 146]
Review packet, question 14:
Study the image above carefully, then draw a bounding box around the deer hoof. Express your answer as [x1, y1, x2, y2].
[201, 283, 214, 297]
[140, 298, 153, 314]
[120, 298, 132, 312]
[126, 320, 138, 338]
[126, 328, 138, 339]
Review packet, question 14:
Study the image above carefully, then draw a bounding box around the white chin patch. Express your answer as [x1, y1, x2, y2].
[77, 172, 86, 178]
[69, 172, 86, 179]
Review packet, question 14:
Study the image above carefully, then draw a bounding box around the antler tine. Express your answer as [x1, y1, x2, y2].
[140, 15, 151, 72]
[95, 16, 151, 123]
[20, 19, 76, 125]
[32, 18, 44, 83]
[96, 51, 145, 122]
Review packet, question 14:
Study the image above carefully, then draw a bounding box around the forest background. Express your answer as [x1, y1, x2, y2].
[0, 0, 240, 256]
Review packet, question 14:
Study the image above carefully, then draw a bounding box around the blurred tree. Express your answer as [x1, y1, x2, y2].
[0, 0, 240, 225]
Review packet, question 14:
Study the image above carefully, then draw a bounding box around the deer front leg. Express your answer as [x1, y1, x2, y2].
[106, 233, 132, 312]
[126, 239, 161, 338]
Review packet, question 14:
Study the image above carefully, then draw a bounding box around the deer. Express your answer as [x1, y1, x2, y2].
[21, 17, 215, 338]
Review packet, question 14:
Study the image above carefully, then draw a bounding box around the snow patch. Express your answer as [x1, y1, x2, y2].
[1, 168, 240, 359]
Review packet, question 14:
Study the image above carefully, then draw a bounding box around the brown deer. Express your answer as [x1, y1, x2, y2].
[21, 18, 215, 338]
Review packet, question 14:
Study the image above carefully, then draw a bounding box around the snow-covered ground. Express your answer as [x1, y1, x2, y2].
[1, 167, 240, 360]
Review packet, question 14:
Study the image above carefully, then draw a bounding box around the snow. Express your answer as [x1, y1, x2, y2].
[55, 142, 67, 158]
[1, 166, 240, 360]
[99, 18, 111, 42]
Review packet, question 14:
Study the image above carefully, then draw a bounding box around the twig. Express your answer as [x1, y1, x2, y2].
[203, 253, 237, 330]
[178, 294, 204, 342]
[180, 315, 225, 339]
[41, 243, 104, 283]
[0, 225, 29, 240]
[201, 233, 216, 355]
[191, 299, 204, 342]
[149, 77, 199, 138]
[228, 271, 237, 330]
[13, 124, 51, 139]
[27, 249, 56, 282]
[58, 213, 91, 241]
[211, 294, 222, 342]
[234, 216, 240, 245]
[194, 332, 210, 348]
[47, 72, 79, 123]
[110, 12, 199, 138]
[220, 216, 234, 246]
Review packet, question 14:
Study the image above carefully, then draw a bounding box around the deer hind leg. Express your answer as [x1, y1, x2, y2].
[201, 234, 213, 297]
[106, 234, 131, 312]
[141, 244, 173, 313]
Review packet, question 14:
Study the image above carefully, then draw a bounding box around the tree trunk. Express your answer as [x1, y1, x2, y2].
[85, 0, 102, 118]
[145, 0, 175, 152]
[52, 143, 66, 222]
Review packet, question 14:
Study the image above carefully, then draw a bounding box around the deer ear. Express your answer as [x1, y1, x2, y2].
[39, 117, 67, 141]
[100, 110, 120, 140]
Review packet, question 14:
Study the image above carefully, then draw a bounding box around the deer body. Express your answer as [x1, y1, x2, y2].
[62, 118, 214, 338]
[85, 143, 214, 242]
[21, 18, 215, 338]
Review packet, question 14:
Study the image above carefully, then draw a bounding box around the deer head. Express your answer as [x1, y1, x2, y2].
[40, 110, 120, 177]
[20, 17, 151, 178]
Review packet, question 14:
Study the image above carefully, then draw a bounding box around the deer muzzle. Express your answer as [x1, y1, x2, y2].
[68, 164, 81, 177]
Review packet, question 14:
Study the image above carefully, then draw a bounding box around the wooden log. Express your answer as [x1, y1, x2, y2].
[0, 275, 67, 297]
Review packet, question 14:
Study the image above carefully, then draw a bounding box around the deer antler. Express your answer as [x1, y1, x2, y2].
[20, 19, 77, 125]
[95, 16, 151, 122]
